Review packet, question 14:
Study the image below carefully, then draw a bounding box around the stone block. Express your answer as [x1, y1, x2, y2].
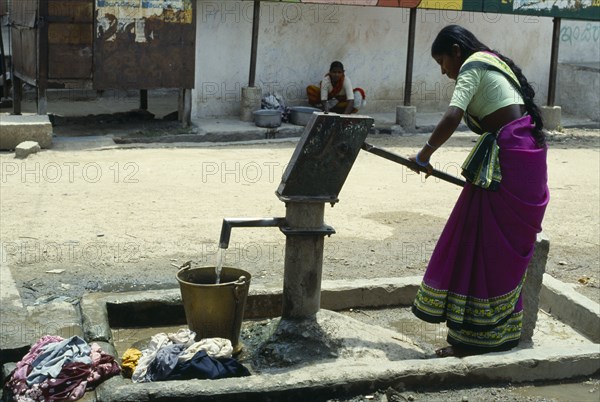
[396, 105, 416, 131]
[541, 105, 562, 131]
[240, 86, 262, 122]
[0, 115, 53, 150]
[521, 232, 550, 341]
[15, 141, 41, 159]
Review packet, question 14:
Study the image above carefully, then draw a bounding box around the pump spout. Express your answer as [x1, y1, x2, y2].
[219, 217, 286, 249]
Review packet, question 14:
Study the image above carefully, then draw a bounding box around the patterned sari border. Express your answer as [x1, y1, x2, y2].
[413, 276, 525, 329]
[447, 311, 523, 349]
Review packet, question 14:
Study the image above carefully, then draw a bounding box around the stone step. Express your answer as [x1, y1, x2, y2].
[0, 115, 53, 150]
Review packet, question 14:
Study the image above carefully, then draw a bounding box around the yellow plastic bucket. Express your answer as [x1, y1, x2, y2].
[176, 266, 251, 354]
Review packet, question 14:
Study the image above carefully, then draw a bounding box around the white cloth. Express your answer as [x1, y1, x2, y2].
[131, 328, 196, 383]
[353, 89, 366, 109]
[178, 337, 234, 362]
[167, 328, 196, 345]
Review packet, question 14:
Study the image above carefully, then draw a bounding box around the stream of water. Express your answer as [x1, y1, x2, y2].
[215, 247, 224, 284]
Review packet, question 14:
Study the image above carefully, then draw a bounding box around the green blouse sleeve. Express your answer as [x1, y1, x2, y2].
[449, 68, 482, 112]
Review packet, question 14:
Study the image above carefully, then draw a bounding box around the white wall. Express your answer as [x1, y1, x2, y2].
[193, 1, 600, 119]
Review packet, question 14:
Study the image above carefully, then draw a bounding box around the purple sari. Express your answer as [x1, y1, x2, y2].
[412, 115, 549, 351]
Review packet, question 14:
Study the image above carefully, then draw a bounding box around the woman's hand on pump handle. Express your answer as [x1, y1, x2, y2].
[408, 152, 434, 178]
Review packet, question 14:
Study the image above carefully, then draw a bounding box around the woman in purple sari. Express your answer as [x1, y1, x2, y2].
[410, 25, 549, 357]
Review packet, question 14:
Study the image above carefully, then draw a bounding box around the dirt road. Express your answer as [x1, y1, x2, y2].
[1, 128, 598, 304]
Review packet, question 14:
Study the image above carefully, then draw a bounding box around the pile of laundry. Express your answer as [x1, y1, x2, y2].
[4, 335, 121, 402]
[122, 328, 250, 382]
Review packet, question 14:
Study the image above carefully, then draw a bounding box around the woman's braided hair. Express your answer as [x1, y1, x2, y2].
[432, 25, 546, 146]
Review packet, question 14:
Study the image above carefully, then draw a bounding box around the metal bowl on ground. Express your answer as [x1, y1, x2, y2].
[253, 109, 282, 128]
[289, 106, 321, 126]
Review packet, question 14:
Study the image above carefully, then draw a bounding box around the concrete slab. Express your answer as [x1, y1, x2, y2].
[540, 273, 600, 343]
[90, 343, 598, 402]
[0, 300, 83, 365]
[72, 272, 599, 402]
[193, 119, 304, 142]
[1, 245, 83, 365]
[0, 115, 53, 150]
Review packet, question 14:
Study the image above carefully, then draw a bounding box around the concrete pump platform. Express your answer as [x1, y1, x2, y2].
[54, 274, 600, 402]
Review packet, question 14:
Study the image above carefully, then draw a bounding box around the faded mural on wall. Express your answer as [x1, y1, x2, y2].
[267, 0, 599, 18]
[270, 1, 461, 9]
[96, 0, 193, 43]
[513, 0, 595, 11]
[93, 0, 195, 89]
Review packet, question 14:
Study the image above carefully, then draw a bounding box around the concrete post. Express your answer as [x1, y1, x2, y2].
[178, 88, 192, 128]
[240, 86, 262, 122]
[541, 105, 562, 131]
[521, 232, 550, 341]
[396, 105, 416, 131]
[282, 202, 326, 319]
